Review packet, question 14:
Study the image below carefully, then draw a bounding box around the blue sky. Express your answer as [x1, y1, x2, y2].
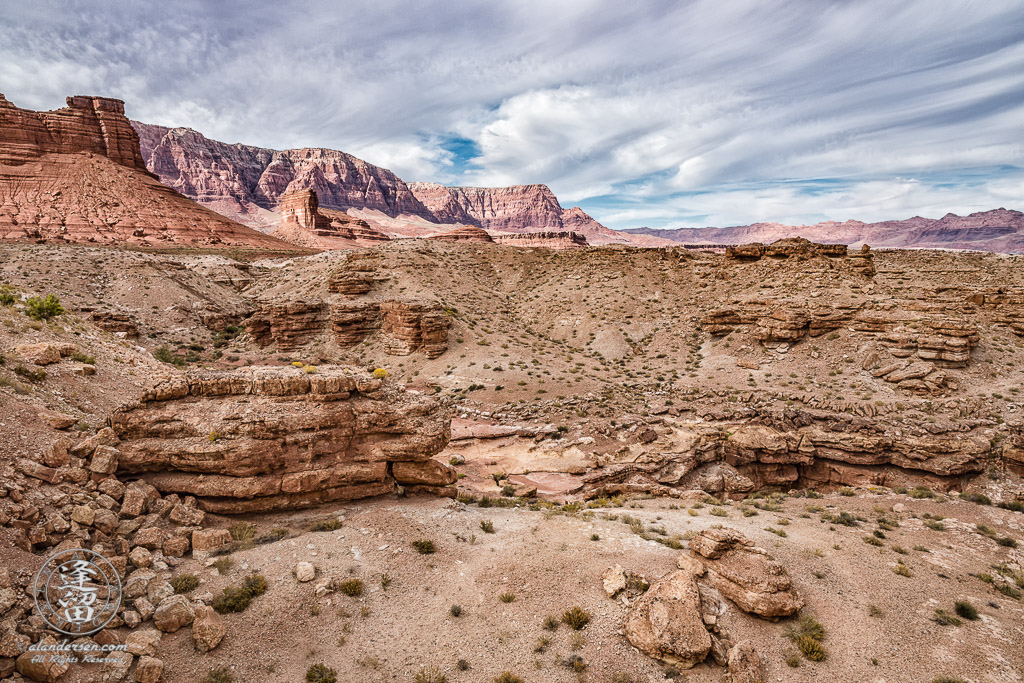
[1, 0, 1022, 229]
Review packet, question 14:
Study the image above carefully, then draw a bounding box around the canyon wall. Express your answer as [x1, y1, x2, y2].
[108, 367, 455, 512]
[0, 95, 298, 249]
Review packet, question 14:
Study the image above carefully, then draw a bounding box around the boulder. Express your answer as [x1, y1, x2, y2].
[125, 629, 161, 656]
[294, 562, 316, 582]
[15, 636, 70, 682]
[191, 528, 231, 553]
[191, 605, 226, 652]
[727, 640, 766, 683]
[135, 656, 164, 683]
[152, 595, 195, 633]
[623, 569, 712, 668]
[689, 528, 802, 619]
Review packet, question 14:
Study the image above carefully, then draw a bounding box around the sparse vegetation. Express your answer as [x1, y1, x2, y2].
[24, 294, 63, 320]
[202, 667, 232, 683]
[170, 573, 199, 594]
[339, 579, 364, 597]
[561, 606, 591, 630]
[413, 539, 436, 554]
[310, 518, 343, 532]
[786, 615, 827, 662]
[305, 663, 337, 683]
[212, 573, 267, 614]
[499, 591, 516, 603]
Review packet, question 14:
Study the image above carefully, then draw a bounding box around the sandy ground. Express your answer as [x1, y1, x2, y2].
[135, 488, 1024, 683]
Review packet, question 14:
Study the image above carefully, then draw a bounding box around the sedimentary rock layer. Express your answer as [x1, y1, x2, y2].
[107, 366, 453, 512]
[0, 95, 298, 249]
[275, 188, 389, 248]
[492, 231, 589, 249]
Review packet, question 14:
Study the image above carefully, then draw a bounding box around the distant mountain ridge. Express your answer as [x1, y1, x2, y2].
[131, 122, 649, 245]
[627, 209, 1024, 253]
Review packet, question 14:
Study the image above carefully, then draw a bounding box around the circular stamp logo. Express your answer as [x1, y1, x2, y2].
[33, 549, 122, 636]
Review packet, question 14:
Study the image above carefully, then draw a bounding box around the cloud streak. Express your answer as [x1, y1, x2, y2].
[0, 0, 1021, 228]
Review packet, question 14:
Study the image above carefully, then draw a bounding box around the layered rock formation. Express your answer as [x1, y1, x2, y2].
[275, 188, 389, 248]
[0, 95, 297, 249]
[426, 225, 494, 243]
[245, 299, 451, 358]
[107, 366, 454, 512]
[630, 208, 1024, 254]
[726, 238, 847, 260]
[582, 410, 998, 497]
[492, 231, 588, 249]
[132, 122, 648, 245]
[133, 123, 435, 229]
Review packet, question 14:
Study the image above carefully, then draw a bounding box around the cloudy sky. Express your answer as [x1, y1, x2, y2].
[2, 0, 1022, 229]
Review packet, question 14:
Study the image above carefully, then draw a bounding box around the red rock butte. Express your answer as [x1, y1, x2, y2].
[0, 94, 300, 250]
[275, 188, 390, 248]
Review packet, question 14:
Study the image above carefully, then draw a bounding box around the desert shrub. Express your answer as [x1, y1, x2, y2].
[784, 650, 802, 667]
[894, 564, 913, 577]
[14, 364, 45, 382]
[924, 519, 945, 531]
[305, 663, 337, 683]
[795, 634, 827, 662]
[310, 518, 342, 532]
[838, 487, 855, 497]
[998, 500, 1024, 513]
[960, 492, 991, 505]
[339, 579, 363, 597]
[153, 345, 185, 367]
[493, 673, 524, 683]
[562, 606, 591, 630]
[995, 583, 1022, 599]
[372, 368, 389, 379]
[414, 666, 447, 683]
[565, 655, 587, 672]
[0, 286, 15, 306]
[933, 678, 967, 683]
[212, 573, 267, 613]
[170, 573, 199, 594]
[863, 536, 883, 547]
[996, 536, 1019, 548]
[256, 528, 288, 544]
[24, 294, 63, 320]
[954, 600, 979, 620]
[203, 667, 232, 683]
[480, 520, 495, 533]
[542, 614, 559, 630]
[934, 609, 962, 626]
[70, 351, 95, 364]
[413, 539, 436, 554]
[228, 522, 255, 543]
[499, 592, 516, 603]
[449, 604, 462, 617]
[212, 556, 233, 573]
[909, 486, 934, 499]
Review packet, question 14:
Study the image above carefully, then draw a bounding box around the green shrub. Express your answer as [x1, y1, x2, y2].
[934, 609, 961, 626]
[562, 606, 591, 630]
[13, 364, 45, 382]
[795, 634, 827, 661]
[339, 579, 363, 597]
[998, 500, 1024, 513]
[310, 518, 342, 532]
[909, 486, 934, 499]
[170, 573, 199, 594]
[954, 600, 978, 620]
[24, 294, 63, 320]
[960, 491, 991, 505]
[499, 592, 516, 603]
[493, 673, 524, 683]
[228, 523, 255, 543]
[413, 539, 436, 554]
[0, 286, 15, 306]
[212, 573, 267, 613]
[70, 351, 95, 364]
[305, 663, 337, 683]
[480, 520, 495, 533]
[153, 344, 185, 367]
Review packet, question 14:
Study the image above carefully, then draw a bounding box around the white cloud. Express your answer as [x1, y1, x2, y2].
[0, 0, 1022, 228]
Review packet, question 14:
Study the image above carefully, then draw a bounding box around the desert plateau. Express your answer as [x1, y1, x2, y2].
[1, 3, 1024, 683]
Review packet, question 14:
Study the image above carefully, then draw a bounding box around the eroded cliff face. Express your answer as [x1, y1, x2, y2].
[108, 366, 454, 512]
[0, 95, 299, 249]
[132, 122, 636, 245]
[132, 122, 437, 230]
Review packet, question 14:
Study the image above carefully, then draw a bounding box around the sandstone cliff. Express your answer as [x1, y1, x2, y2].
[0, 95, 299, 249]
[132, 121, 647, 245]
[132, 122, 438, 230]
[108, 366, 454, 512]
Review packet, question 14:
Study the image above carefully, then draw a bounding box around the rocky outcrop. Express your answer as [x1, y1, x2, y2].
[629, 208, 1024, 254]
[582, 411, 998, 496]
[275, 188, 389, 248]
[1, 94, 145, 170]
[492, 231, 588, 249]
[624, 569, 712, 668]
[688, 528, 803, 619]
[410, 183, 565, 231]
[106, 366, 453, 512]
[246, 298, 451, 358]
[426, 225, 494, 243]
[727, 238, 846, 261]
[0, 95, 298, 249]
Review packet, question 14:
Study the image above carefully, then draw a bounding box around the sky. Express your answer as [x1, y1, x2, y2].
[1, 0, 1022, 230]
